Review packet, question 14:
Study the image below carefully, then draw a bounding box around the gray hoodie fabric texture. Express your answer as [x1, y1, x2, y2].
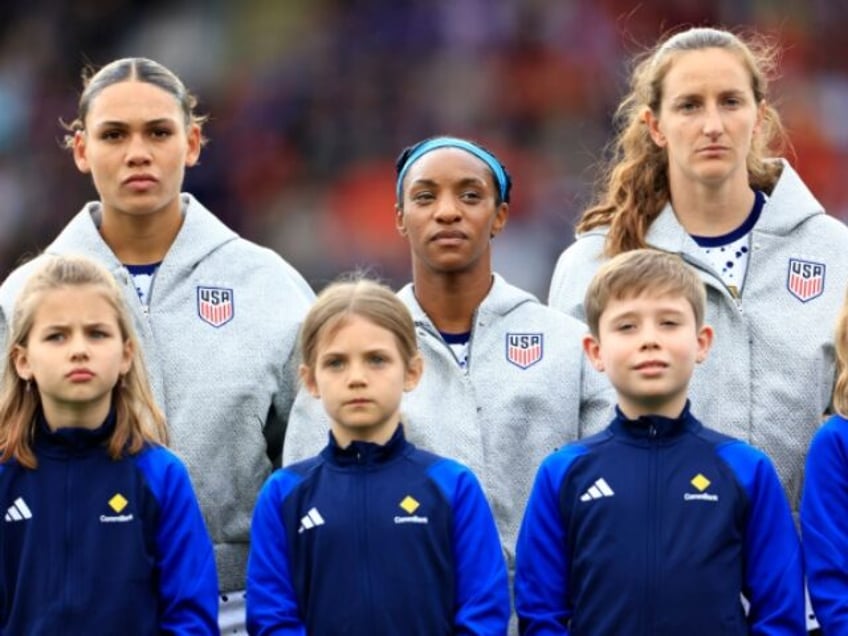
[0, 194, 315, 593]
[548, 160, 848, 513]
[284, 273, 614, 576]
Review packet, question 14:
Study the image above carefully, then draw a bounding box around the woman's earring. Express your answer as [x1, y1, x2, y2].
[25, 379, 32, 393]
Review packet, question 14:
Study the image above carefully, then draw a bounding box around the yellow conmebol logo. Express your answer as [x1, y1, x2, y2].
[109, 494, 128, 513]
[690, 474, 711, 492]
[399, 496, 420, 514]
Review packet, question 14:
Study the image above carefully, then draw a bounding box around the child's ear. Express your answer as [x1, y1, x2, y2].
[582, 333, 605, 372]
[12, 345, 32, 382]
[403, 354, 424, 392]
[120, 339, 133, 376]
[695, 324, 714, 364]
[299, 364, 320, 398]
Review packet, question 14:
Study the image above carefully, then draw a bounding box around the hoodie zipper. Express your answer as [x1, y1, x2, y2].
[680, 253, 744, 312]
[418, 307, 480, 374]
[117, 266, 157, 318]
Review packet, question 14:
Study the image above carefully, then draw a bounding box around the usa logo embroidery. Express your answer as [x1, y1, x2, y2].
[197, 287, 234, 327]
[786, 258, 825, 303]
[506, 333, 543, 369]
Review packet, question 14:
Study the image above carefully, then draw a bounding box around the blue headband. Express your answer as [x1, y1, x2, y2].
[395, 137, 509, 202]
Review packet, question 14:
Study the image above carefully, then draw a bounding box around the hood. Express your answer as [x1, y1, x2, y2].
[397, 273, 539, 330]
[577, 159, 823, 248]
[47, 193, 239, 276]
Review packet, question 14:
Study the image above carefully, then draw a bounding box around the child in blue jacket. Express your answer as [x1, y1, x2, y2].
[247, 277, 509, 635]
[515, 249, 804, 635]
[0, 255, 217, 634]
[802, 288, 848, 632]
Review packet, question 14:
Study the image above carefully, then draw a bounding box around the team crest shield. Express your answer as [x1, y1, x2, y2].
[197, 286, 234, 327]
[506, 333, 543, 369]
[786, 258, 825, 303]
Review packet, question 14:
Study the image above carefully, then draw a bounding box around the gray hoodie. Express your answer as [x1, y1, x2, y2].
[284, 274, 613, 575]
[548, 160, 848, 513]
[0, 194, 315, 593]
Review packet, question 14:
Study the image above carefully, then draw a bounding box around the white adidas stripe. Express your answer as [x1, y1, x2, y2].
[580, 478, 615, 502]
[298, 507, 325, 533]
[4, 497, 32, 522]
[595, 478, 614, 496]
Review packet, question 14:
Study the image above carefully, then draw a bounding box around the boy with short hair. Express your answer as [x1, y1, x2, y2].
[514, 249, 804, 635]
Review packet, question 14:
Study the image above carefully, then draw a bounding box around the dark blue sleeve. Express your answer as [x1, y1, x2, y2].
[717, 441, 805, 635]
[428, 459, 510, 635]
[801, 415, 848, 633]
[514, 446, 585, 635]
[136, 448, 219, 634]
[246, 469, 307, 636]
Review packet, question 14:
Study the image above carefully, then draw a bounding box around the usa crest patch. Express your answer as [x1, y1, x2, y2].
[786, 258, 825, 303]
[506, 333, 543, 369]
[197, 286, 234, 327]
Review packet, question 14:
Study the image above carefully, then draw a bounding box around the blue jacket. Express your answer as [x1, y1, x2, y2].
[801, 413, 848, 633]
[247, 425, 510, 635]
[515, 404, 804, 635]
[0, 413, 218, 634]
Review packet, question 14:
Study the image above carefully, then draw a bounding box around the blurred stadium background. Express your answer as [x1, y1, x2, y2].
[1, 0, 846, 298]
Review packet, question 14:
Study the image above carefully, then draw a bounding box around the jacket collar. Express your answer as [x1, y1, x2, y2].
[322, 424, 409, 467]
[610, 401, 700, 441]
[34, 408, 117, 456]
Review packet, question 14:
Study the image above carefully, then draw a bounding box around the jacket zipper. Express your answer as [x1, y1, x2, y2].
[62, 457, 72, 622]
[646, 425, 659, 633]
[357, 452, 375, 633]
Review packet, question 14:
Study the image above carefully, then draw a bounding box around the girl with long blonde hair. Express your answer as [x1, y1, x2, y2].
[0, 254, 217, 634]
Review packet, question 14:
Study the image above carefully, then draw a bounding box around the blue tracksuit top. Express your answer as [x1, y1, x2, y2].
[515, 404, 804, 635]
[0, 412, 219, 634]
[801, 413, 848, 633]
[246, 425, 510, 635]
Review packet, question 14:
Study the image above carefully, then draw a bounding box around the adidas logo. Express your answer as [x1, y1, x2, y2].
[5, 497, 32, 522]
[580, 478, 614, 502]
[298, 507, 325, 533]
